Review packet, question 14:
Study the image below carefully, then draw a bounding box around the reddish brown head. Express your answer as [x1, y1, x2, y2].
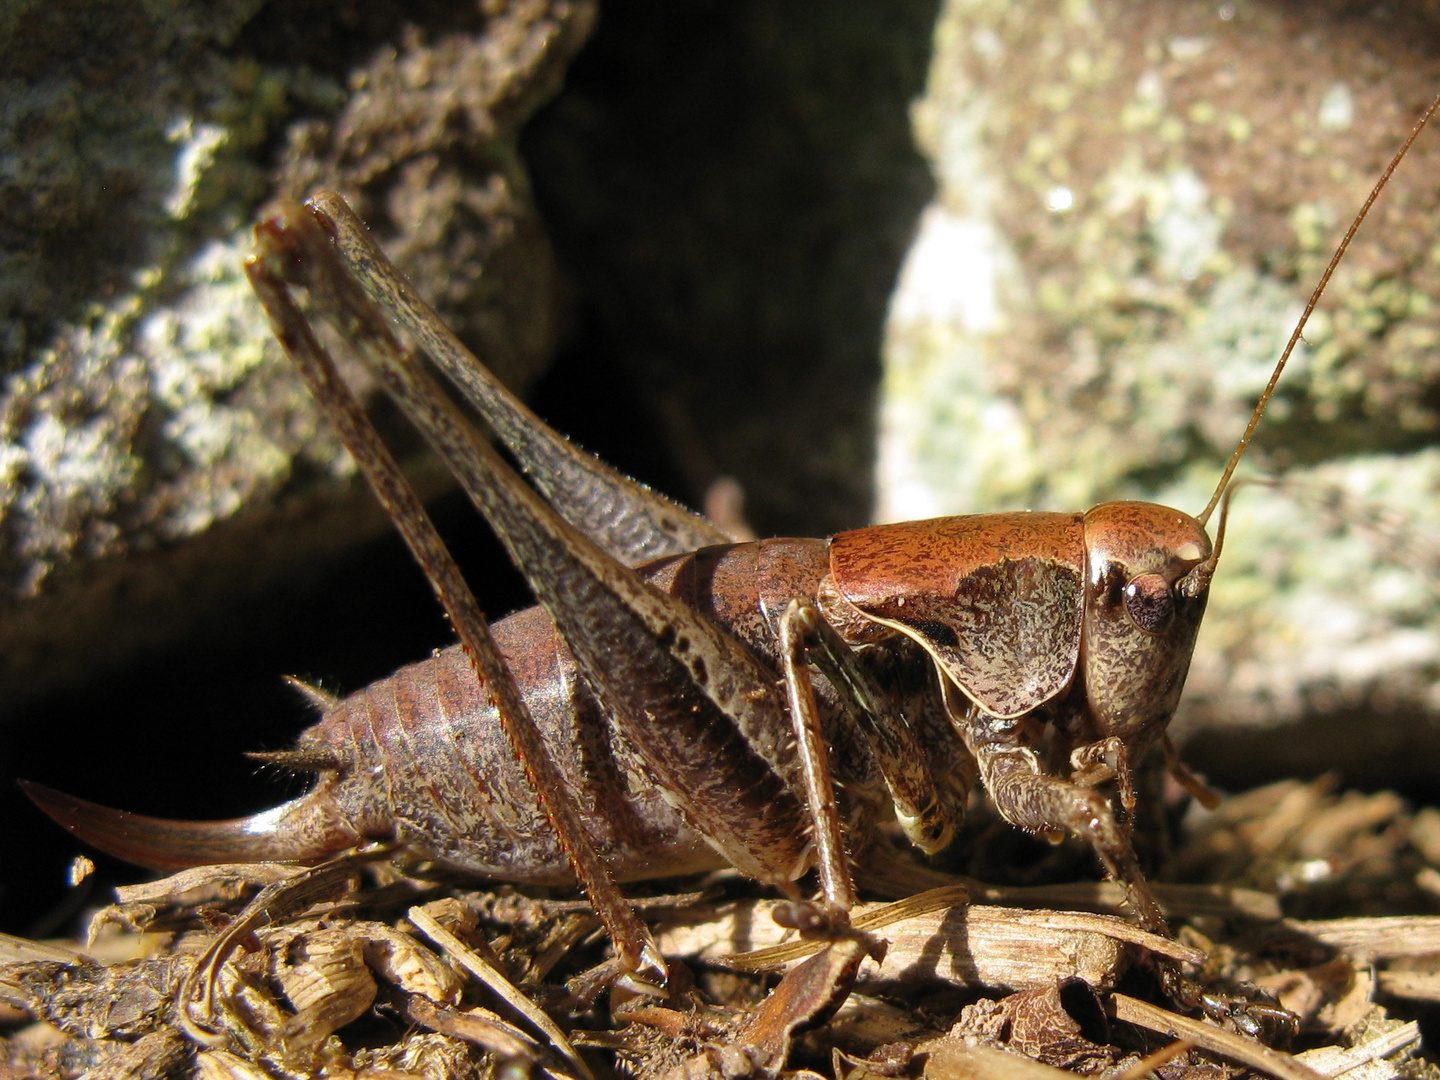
[1080, 502, 1211, 742]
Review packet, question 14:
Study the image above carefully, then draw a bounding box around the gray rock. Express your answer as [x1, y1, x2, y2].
[0, 0, 594, 713]
[881, 0, 1440, 788]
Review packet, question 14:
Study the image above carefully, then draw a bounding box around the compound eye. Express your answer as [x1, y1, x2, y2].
[1124, 573, 1173, 633]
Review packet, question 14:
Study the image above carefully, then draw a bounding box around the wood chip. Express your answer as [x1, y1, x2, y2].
[110, 863, 302, 906]
[660, 890, 1199, 993]
[1297, 1021, 1422, 1080]
[1282, 916, 1440, 962]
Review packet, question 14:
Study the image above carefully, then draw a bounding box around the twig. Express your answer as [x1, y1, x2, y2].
[1111, 994, 1325, 1080]
[408, 904, 594, 1080]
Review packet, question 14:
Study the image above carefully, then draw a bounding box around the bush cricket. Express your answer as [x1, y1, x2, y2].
[23, 89, 1440, 1040]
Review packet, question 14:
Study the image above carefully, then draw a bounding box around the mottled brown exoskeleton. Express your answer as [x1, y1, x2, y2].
[26, 98, 1439, 1013]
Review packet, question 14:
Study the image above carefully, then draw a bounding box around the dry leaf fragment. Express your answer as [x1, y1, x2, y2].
[271, 926, 377, 1051]
[1106, 1038, 1196, 1080]
[950, 981, 1120, 1074]
[655, 939, 869, 1080]
[995, 981, 1116, 1073]
[356, 921, 463, 1004]
[402, 994, 546, 1065]
[732, 937, 870, 1077]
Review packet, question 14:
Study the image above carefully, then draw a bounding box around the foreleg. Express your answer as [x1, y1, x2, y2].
[977, 744, 1168, 937]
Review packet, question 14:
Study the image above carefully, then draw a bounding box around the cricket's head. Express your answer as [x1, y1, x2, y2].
[1079, 501, 1211, 744]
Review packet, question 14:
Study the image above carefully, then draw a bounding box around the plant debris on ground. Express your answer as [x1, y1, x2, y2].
[1, 774, 1437, 1080]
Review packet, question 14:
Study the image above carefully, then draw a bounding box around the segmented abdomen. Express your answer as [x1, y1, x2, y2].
[299, 604, 724, 884]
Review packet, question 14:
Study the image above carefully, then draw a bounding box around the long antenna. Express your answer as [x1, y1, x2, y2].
[1198, 92, 1440, 527]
